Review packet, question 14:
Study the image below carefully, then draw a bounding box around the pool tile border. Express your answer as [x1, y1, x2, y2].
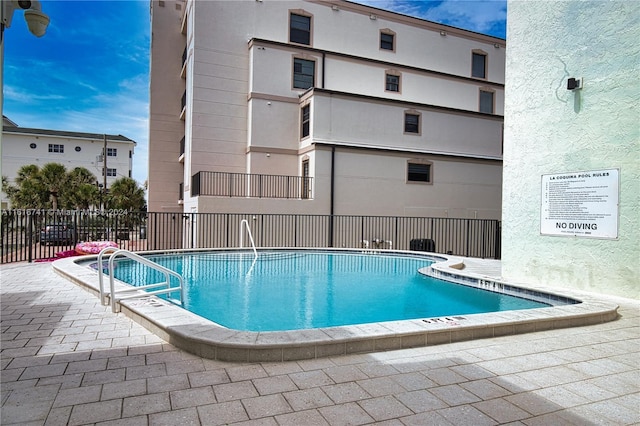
[52, 251, 619, 363]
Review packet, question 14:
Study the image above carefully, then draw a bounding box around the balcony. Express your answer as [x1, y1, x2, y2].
[180, 91, 186, 120]
[181, 46, 188, 78]
[191, 171, 312, 199]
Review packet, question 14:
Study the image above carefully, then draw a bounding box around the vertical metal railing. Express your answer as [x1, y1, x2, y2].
[191, 171, 313, 199]
[1, 210, 501, 263]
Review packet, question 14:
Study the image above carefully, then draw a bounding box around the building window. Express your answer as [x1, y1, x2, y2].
[106, 148, 117, 157]
[380, 30, 395, 51]
[301, 104, 310, 138]
[48, 144, 64, 153]
[386, 72, 400, 92]
[404, 112, 420, 134]
[293, 58, 315, 89]
[290, 12, 311, 45]
[302, 159, 310, 199]
[407, 162, 431, 183]
[103, 168, 117, 177]
[472, 51, 487, 79]
[479, 89, 494, 114]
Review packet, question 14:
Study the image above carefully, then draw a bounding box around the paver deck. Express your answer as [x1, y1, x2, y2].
[1, 261, 639, 425]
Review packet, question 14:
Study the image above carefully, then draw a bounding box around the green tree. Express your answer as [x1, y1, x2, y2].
[105, 177, 146, 230]
[106, 177, 146, 211]
[64, 167, 99, 209]
[4, 164, 101, 210]
[39, 163, 68, 210]
[3, 165, 48, 209]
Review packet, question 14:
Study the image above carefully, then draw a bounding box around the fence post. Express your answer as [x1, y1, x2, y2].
[27, 213, 33, 263]
[328, 215, 334, 248]
[494, 221, 501, 260]
[465, 219, 469, 257]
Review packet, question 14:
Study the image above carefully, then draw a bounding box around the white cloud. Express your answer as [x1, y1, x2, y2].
[3, 85, 67, 104]
[423, 1, 507, 36]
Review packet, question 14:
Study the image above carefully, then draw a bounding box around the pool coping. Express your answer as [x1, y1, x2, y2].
[52, 249, 619, 363]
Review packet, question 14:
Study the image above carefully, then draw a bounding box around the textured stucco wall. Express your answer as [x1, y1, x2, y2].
[502, 1, 639, 298]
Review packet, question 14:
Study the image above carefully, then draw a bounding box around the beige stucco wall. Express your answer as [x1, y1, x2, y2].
[194, 146, 501, 220]
[502, 1, 639, 298]
[311, 91, 503, 159]
[152, 0, 505, 222]
[147, 0, 186, 212]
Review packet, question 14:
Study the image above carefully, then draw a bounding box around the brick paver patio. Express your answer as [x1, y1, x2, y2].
[1, 262, 638, 425]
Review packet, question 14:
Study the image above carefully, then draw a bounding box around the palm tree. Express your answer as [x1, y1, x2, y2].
[65, 167, 99, 209]
[106, 177, 146, 212]
[4, 165, 47, 209]
[39, 163, 68, 210]
[106, 177, 146, 231]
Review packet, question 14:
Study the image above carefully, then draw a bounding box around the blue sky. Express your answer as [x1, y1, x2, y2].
[3, 0, 506, 185]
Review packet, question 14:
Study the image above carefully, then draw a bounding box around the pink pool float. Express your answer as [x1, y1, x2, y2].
[75, 240, 118, 255]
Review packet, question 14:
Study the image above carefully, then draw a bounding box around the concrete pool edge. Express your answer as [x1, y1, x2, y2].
[52, 251, 619, 363]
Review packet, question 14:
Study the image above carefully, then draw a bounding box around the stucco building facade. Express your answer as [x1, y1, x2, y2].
[502, 1, 639, 298]
[148, 0, 506, 221]
[1, 119, 136, 208]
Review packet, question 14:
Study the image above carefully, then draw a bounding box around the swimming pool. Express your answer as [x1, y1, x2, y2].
[55, 249, 618, 362]
[100, 251, 550, 331]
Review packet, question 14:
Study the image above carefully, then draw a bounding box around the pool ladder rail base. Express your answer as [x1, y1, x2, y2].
[239, 219, 258, 259]
[97, 247, 184, 313]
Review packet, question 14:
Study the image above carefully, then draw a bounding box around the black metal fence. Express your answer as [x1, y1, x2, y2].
[1, 209, 501, 264]
[191, 171, 312, 199]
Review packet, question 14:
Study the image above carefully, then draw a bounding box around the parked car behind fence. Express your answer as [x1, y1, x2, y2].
[39, 223, 77, 246]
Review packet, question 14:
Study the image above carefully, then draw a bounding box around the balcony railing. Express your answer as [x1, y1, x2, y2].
[191, 171, 312, 199]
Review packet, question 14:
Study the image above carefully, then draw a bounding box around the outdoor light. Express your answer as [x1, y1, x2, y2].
[23, 7, 48, 36]
[1, 0, 50, 37]
[1, 0, 50, 173]
[567, 77, 582, 91]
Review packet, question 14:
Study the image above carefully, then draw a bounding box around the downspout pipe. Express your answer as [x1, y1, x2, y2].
[329, 145, 335, 247]
[321, 52, 325, 88]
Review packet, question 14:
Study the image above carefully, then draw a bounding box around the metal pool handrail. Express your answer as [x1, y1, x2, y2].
[239, 219, 258, 259]
[97, 246, 120, 305]
[97, 247, 184, 313]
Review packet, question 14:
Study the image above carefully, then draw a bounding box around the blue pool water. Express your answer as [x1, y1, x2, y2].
[99, 251, 550, 331]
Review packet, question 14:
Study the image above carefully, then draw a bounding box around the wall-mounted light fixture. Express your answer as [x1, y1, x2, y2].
[567, 77, 582, 91]
[369, 14, 376, 20]
[1, 0, 50, 37]
[332, 5, 339, 11]
[494, 43, 500, 48]
[439, 30, 446, 36]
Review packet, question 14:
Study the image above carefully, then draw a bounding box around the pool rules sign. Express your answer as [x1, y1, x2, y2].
[540, 169, 619, 239]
